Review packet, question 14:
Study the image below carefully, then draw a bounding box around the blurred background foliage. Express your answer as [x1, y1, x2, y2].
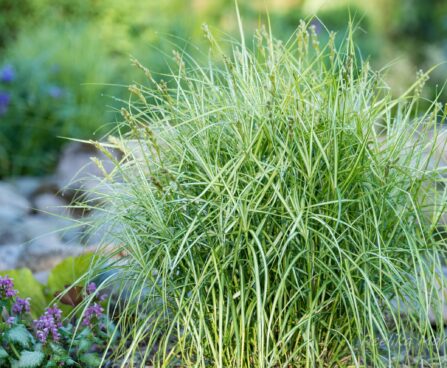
[0, 0, 446, 177]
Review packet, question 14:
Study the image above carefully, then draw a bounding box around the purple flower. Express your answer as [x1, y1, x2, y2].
[82, 303, 104, 328]
[86, 282, 108, 302]
[47, 86, 64, 99]
[0, 275, 17, 298]
[12, 297, 31, 314]
[0, 91, 11, 116]
[6, 316, 15, 326]
[46, 305, 62, 324]
[0, 64, 15, 83]
[86, 282, 97, 295]
[34, 305, 63, 343]
[310, 19, 322, 34]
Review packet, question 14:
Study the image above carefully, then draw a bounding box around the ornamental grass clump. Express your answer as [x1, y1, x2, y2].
[87, 20, 447, 367]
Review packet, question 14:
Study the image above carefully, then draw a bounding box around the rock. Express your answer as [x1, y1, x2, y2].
[60, 222, 85, 244]
[21, 213, 83, 244]
[17, 236, 85, 272]
[0, 219, 26, 245]
[0, 182, 30, 222]
[55, 142, 118, 197]
[14, 214, 88, 271]
[82, 214, 124, 247]
[33, 193, 69, 217]
[7, 176, 43, 199]
[0, 244, 24, 271]
[19, 215, 62, 241]
[0, 183, 30, 245]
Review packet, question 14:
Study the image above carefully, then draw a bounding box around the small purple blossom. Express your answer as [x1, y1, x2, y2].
[86, 282, 107, 301]
[310, 19, 322, 34]
[34, 305, 63, 343]
[82, 303, 104, 327]
[0, 91, 11, 116]
[0, 275, 17, 298]
[86, 282, 97, 295]
[6, 316, 15, 326]
[12, 297, 31, 314]
[46, 305, 62, 324]
[0, 64, 15, 83]
[47, 85, 64, 99]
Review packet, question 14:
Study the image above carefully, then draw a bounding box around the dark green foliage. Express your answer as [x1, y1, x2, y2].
[0, 0, 33, 48]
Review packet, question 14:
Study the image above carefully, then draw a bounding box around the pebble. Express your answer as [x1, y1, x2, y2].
[33, 192, 69, 217]
[0, 244, 24, 271]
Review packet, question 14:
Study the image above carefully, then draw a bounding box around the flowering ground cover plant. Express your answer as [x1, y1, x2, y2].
[0, 275, 113, 367]
[83, 18, 447, 367]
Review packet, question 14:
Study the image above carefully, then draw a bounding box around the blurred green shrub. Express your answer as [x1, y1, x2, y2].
[0, 24, 124, 176]
[0, 0, 382, 177]
[0, 0, 33, 48]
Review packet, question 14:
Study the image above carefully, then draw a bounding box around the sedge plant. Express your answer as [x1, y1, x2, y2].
[82, 19, 447, 367]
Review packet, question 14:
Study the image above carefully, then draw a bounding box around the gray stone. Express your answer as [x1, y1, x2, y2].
[17, 236, 85, 272]
[20, 210, 85, 245]
[33, 193, 69, 217]
[19, 215, 63, 241]
[0, 183, 30, 245]
[60, 223, 86, 244]
[0, 182, 30, 222]
[0, 219, 26, 245]
[56, 142, 118, 195]
[0, 244, 24, 271]
[8, 176, 43, 199]
[82, 214, 124, 247]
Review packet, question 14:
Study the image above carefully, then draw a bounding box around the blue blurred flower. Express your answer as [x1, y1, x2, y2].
[47, 85, 64, 99]
[310, 19, 322, 34]
[0, 91, 11, 116]
[50, 64, 60, 74]
[0, 64, 15, 83]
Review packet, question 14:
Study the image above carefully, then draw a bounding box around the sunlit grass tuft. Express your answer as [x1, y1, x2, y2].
[83, 19, 447, 367]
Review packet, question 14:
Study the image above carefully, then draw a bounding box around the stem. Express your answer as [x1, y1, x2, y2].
[9, 343, 20, 359]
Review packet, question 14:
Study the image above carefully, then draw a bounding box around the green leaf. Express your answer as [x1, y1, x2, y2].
[49, 342, 66, 356]
[78, 338, 93, 353]
[5, 325, 33, 347]
[0, 269, 47, 317]
[47, 254, 96, 295]
[80, 353, 102, 367]
[65, 358, 76, 366]
[0, 346, 9, 359]
[12, 351, 44, 368]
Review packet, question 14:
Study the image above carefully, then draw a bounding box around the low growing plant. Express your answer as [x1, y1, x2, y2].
[0, 275, 114, 367]
[85, 20, 447, 367]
